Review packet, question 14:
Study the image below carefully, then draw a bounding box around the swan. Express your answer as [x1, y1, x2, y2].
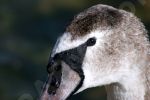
[40, 4, 150, 100]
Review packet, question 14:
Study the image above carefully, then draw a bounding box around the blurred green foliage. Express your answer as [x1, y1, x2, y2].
[0, 0, 150, 100]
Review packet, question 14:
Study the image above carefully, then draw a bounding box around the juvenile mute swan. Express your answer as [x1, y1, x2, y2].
[40, 4, 150, 100]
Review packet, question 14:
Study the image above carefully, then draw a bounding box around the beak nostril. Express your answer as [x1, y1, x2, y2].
[48, 75, 61, 95]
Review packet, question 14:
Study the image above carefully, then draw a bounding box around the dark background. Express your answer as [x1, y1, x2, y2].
[0, 0, 150, 100]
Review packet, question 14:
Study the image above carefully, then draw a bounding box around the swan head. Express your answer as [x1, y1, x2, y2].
[40, 4, 147, 100]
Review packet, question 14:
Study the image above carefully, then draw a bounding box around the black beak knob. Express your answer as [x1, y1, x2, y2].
[47, 58, 55, 73]
[47, 57, 62, 74]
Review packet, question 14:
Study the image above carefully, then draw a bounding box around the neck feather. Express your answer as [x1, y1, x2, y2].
[105, 71, 150, 100]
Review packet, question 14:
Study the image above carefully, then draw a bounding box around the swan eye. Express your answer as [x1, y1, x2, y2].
[86, 37, 96, 46]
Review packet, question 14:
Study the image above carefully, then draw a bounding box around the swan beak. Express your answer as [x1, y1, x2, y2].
[40, 44, 86, 100]
[40, 63, 81, 100]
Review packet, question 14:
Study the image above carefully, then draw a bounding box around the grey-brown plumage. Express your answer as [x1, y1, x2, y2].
[66, 5, 123, 39]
